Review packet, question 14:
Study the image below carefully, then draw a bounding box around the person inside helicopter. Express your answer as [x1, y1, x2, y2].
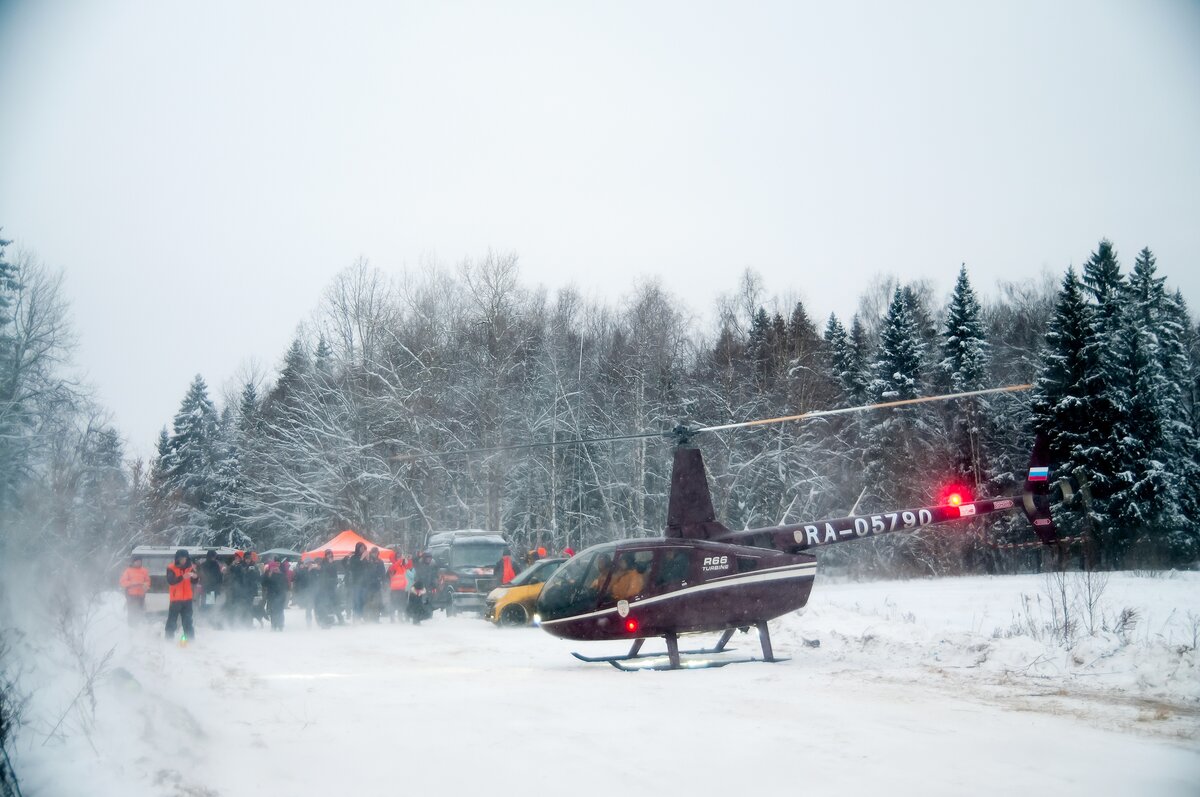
[588, 553, 613, 593]
[608, 552, 647, 601]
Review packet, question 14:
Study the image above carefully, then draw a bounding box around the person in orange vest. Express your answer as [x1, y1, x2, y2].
[164, 549, 199, 641]
[119, 555, 151, 625]
[494, 549, 516, 587]
[387, 554, 411, 623]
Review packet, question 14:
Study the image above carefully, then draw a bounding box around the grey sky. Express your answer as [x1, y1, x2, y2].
[1, 0, 1198, 459]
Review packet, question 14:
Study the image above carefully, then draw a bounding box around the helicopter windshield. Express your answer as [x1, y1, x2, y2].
[537, 547, 617, 621]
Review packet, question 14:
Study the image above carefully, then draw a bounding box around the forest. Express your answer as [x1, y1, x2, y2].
[0, 237, 1197, 585]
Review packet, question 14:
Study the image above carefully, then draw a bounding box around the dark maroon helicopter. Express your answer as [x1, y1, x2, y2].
[532, 385, 1067, 670]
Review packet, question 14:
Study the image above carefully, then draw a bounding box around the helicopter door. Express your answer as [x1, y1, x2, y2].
[652, 548, 692, 590]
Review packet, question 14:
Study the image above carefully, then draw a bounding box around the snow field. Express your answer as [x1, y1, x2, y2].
[9, 572, 1200, 797]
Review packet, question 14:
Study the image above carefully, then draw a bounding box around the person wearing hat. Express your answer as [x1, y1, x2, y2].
[261, 556, 289, 631]
[164, 549, 199, 641]
[493, 548, 516, 587]
[119, 555, 151, 625]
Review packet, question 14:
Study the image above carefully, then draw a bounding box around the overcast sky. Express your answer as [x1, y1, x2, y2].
[1, 0, 1198, 459]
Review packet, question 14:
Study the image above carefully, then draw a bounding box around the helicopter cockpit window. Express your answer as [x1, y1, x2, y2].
[608, 551, 653, 601]
[654, 549, 691, 588]
[536, 549, 614, 621]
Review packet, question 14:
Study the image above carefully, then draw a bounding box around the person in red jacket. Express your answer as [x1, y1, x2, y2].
[387, 555, 411, 623]
[119, 555, 151, 625]
[494, 549, 516, 586]
[165, 549, 199, 641]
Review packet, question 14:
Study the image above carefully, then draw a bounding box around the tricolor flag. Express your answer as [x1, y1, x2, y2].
[1028, 466, 1050, 482]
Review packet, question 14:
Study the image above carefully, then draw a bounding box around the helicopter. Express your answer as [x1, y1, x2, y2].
[518, 384, 1068, 670]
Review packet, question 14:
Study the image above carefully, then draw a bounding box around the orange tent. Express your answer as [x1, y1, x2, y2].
[302, 530, 396, 562]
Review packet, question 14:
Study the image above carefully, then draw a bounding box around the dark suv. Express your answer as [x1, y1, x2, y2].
[425, 530, 509, 615]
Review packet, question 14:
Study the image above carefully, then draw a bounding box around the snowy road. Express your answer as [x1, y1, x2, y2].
[16, 573, 1200, 796]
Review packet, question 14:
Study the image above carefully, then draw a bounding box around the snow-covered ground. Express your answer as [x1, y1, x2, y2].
[9, 572, 1200, 796]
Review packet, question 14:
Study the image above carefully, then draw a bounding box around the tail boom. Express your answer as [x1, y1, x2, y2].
[716, 497, 1022, 552]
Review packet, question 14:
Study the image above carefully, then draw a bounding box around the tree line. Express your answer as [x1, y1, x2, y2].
[1, 238, 1197, 583]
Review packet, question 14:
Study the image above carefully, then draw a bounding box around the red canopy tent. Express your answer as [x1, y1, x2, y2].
[302, 530, 396, 562]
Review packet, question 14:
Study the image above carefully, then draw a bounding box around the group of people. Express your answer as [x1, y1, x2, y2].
[118, 542, 443, 642]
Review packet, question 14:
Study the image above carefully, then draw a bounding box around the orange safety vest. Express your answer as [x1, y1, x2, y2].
[389, 560, 410, 591]
[500, 556, 516, 585]
[120, 566, 151, 597]
[167, 564, 194, 602]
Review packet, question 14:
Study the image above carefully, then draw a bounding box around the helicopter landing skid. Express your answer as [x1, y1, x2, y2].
[607, 653, 789, 672]
[571, 628, 737, 664]
[573, 625, 788, 671]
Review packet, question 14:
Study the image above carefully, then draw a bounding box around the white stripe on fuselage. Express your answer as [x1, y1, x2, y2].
[540, 562, 817, 626]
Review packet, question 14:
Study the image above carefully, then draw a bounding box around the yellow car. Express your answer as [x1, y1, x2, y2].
[486, 558, 567, 626]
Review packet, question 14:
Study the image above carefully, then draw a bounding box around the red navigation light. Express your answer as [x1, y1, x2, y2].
[625, 618, 639, 634]
[940, 483, 971, 507]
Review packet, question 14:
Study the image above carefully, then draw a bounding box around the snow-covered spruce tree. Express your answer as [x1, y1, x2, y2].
[860, 288, 944, 575]
[819, 313, 870, 516]
[824, 314, 851, 395]
[747, 307, 774, 391]
[846, 315, 872, 403]
[823, 313, 870, 406]
[902, 281, 941, 379]
[940, 265, 992, 492]
[75, 425, 133, 567]
[1166, 291, 1200, 547]
[208, 405, 252, 549]
[1079, 240, 1132, 564]
[937, 266, 998, 573]
[1113, 249, 1197, 564]
[1031, 268, 1094, 542]
[159, 375, 220, 544]
[143, 427, 173, 541]
[863, 288, 928, 493]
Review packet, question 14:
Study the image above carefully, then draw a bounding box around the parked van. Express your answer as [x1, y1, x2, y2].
[424, 530, 508, 616]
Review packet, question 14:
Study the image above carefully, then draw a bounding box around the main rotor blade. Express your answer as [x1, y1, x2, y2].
[390, 429, 664, 462]
[694, 384, 1032, 435]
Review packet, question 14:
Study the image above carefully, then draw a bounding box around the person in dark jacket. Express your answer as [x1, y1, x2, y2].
[363, 548, 386, 622]
[198, 549, 223, 613]
[227, 553, 260, 628]
[164, 549, 199, 641]
[261, 556, 289, 631]
[407, 552, 437, 625]
[345, 542, 368, 621]
[294, 561, 319, 628]
[315, 550, 341, 628]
